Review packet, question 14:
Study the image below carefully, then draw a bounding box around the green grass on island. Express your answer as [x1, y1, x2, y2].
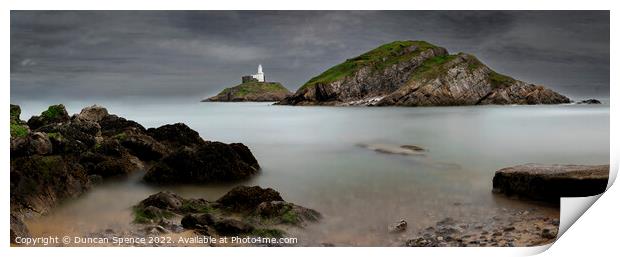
[218, 82, 289, 98]
[408, 52, 515, 88]
[300, 40, 439, 89]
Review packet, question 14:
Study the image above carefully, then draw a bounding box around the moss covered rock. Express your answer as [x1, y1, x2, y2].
[27, 104, 70, 130]
[133, 186, 320, 242]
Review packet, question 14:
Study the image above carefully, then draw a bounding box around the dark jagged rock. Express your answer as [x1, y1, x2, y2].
[99, 114, 146, 136]
[38, 122, 98, 155]
[91, 155, 140, 177]
[119, 129, 168, 161]
[10, 155, 91, 215]
[143, 142, 260, 184]
[10, 132, 52, 157]
[217, 186, 283, 211]
[577, 99, 602, 104]
[146, 123, 204, 149]
[27, 104, 70, 130]
[492, 164, 609, 202]
[204, 82, 291, 102]
[277, 40, 570, 106]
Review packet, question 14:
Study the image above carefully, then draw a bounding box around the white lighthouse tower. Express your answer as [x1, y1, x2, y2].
[251, 64, 265, 82]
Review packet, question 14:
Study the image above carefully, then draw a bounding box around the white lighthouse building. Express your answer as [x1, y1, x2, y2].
[251, 64, 265, 82]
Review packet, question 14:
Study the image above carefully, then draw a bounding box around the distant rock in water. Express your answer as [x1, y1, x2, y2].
[277, 40, 570, 106]
[204, 81, 291, 102]
[492, 163, 609, 202]
[357, 143, 425, 156]
[576, 99, 602, 104]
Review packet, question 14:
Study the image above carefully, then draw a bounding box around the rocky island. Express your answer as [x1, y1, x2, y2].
[203, 65, 292, 102]
[204, 81, 291, 102]
[277, 40, 571, 106]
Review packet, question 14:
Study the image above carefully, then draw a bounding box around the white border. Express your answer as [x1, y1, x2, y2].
[2, 1, 616, 257]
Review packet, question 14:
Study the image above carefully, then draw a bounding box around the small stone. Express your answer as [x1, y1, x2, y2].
[503, 226, 516, 232]
[541, 228, 557, 239]
[389, 219, 408, 233]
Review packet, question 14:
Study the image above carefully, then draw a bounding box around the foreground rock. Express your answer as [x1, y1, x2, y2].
[405, 208, 559, 247]
[143, 142, 260, 184]
[10, 104, 260, 243]
[204, 81, 291, 102]
[492, 164, 609, 202]
[277, 40, 570, 106]
[132, 186, 321, 245]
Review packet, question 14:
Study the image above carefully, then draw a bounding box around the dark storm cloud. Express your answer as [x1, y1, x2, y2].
[10, 11, 610, 103]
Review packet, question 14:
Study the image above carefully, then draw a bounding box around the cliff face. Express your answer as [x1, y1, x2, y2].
[204, 82, 291, 102]
[277, 41, 570, 106]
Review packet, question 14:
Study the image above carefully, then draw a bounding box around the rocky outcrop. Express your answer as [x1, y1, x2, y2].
[277, 40, 570, 106]
[577, 99, 602, 104]
[10, 104, 261, 242]
[492, 164, 609, 202]
[204, 82, 291, 102]
[133, 186, 321, 242]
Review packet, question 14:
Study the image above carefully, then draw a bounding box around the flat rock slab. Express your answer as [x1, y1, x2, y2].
[492, 164, 609, 202]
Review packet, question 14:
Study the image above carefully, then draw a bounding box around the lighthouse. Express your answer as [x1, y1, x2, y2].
[241, 64, 266, 83]
[252, 64, 265, 82]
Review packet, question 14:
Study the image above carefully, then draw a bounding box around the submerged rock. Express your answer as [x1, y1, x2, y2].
[492, 163, 609, 202]
[576, 99, 602, 104]
[357, 143, 425, 156]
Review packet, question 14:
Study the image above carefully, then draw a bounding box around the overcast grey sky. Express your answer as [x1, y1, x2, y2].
[10, 11, 610, 104]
